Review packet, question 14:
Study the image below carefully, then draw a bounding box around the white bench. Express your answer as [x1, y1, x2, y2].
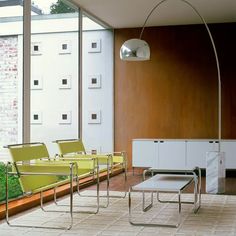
[129, 168, 201, 227]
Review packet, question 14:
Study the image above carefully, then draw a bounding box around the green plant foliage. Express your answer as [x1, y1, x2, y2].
[0, 163, 23, 202]
[58, 175, 68, 181]
[50, 0, 75, 14]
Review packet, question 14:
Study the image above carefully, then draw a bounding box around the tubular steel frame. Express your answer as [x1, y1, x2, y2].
[128, 167, 201, 228]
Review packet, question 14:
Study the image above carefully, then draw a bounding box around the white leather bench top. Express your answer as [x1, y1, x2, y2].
[132, 174, 194, 192]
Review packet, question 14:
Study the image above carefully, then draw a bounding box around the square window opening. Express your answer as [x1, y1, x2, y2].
[34, 45, 39, 51]
[91, 42, 97, 48]
[62, 114, 67, 120]
[91, 78, 97, 84]
[62, 79, 67, 85]
[62, 44, 68, 50]
[91, 114, 97, 120]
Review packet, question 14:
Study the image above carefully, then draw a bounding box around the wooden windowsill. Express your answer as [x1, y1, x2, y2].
[0, 167, 123, 220]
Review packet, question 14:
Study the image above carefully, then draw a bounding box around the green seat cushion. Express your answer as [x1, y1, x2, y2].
[35, 160, 93, 174]
[37, 157, 94, 170]
[16, 164, 75, 193]
[61, 153, 109, 165]
[112, 155, 124, 163]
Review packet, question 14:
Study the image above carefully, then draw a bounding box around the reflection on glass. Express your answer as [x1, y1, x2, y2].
[32, 0, 75, 15]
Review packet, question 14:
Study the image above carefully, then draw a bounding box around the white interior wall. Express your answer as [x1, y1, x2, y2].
[82, 30, 114, 153]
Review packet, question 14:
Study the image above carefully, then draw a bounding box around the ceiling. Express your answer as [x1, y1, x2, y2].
[72, 0, 236, 28]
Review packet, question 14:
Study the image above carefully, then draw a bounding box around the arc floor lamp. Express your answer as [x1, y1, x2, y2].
[120, 0, 222, 152]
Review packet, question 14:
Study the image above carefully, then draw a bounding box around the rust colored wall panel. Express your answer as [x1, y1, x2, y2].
[114, 23, 236, 168]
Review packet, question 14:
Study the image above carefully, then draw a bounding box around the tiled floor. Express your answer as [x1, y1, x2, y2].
[1, 172, 236, 235]
[1, 190, 236, 236]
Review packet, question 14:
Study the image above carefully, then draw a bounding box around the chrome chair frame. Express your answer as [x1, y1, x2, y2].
[76, 156, 110, 208]
[54, 139, 128, 202]
[5, 142, 101, 231]
[109, 151, 128, 199]
[52, 157, 101, 212]
[54, 153, 110, 208]
[5, 161, 76, 230]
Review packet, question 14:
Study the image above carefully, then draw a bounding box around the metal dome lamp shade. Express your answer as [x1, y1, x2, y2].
[120, 0, 224, 193]
[120, 39, 150, 61]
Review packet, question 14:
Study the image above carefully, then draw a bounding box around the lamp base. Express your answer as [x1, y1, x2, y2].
[206, 151, 225, 194]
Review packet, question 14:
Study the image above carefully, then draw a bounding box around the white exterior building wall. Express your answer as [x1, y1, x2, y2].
[82, 30, 114, 153]
[30, 32, 79, 156]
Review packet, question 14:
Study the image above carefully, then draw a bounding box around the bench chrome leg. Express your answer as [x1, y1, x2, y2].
[156, 171, 201, 214]
[157, 191, 193, 205]
[193, 167, 201, 213]
[129, 188, 181, 228]
[142, 191, 153, 212]
[178, 191, 181, 226]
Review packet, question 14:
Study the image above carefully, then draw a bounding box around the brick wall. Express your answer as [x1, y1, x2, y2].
[0, 36, 19, 161]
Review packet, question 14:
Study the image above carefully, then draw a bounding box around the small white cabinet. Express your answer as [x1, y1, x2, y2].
[132, 140, 158, 168]
[132, 139, 186, 170]
[221, 141, 236, 169]
[186, 141, 218, 169]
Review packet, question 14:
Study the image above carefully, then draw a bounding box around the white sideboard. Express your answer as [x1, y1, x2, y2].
[132, 139, 236, 169]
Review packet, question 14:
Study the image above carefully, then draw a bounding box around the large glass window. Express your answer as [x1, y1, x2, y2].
[0, 1, 23, 162]
[0, 0, 114, 161]
[30, 0, 79, 155]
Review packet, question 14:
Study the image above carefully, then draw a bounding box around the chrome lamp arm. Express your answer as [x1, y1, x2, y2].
[120, 0, 221, 151]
